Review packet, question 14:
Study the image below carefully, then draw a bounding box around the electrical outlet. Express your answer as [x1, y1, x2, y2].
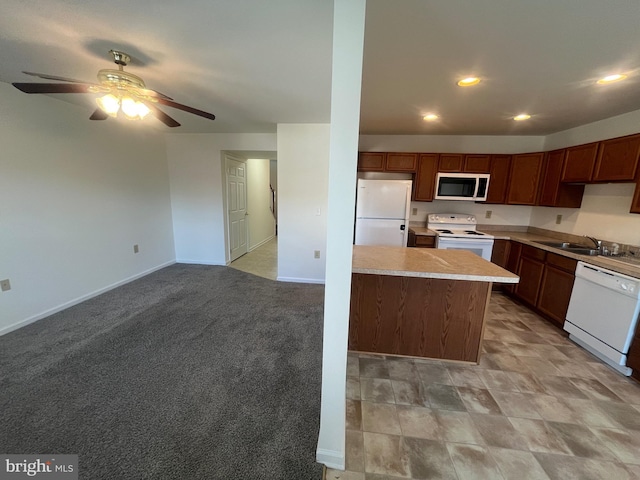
[0, 279, 11, 292]
[556, 214, 562, 225]
[134, 244, 139, 254]
[412, 207, 418, 216]
[314, 250, 320, 259]
[485, 210, 492, 219]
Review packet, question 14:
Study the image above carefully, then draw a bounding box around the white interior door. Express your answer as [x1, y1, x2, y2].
[227, 157, 248, 261]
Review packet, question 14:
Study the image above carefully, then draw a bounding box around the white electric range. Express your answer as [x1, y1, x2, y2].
[427, 213, 494, 261]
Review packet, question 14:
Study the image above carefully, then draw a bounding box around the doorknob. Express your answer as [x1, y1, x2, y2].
[245, 212, 249, 216]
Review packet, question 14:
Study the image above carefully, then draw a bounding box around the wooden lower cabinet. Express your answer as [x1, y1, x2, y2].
[503, 241, 522, 295]
[515, 255, 545, 306]
[627, 331, 640, 381]
[537, 265, 575, 327]
[490, 239, 510, 268]
[349, 273, 491, 362]
[409, 235, 435, 247]
[505, 242, 577, 328]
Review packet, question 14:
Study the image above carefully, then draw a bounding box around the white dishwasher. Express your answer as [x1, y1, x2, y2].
[564, 261, 640, 376]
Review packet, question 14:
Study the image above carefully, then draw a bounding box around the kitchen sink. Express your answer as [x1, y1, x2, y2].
[534, 240, 599, 256]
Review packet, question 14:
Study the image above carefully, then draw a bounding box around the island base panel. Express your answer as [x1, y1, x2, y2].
[349, 273, 491, 362]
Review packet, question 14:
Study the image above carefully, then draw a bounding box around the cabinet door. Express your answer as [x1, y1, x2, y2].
[414, 235, 436, 248]
[538, 149, 584, 208]
[464, 155, 491, 173]
[358, 152, 385, 171]
[438, 154, 464, 172]
[537, 265, 575, 328]
[632, 182, 640, 214]
[506, 153, 544, 205]
[484, 155, 511, 204]
[593, 134, 640, 182]
[627, 332, 640, 376]
[561, 143, 599, 182]
[515, 256, 545, 307]
[386, 153, 418, 172]
[503, 241, 521, 294]
[413, 154, 438, 201]
[490, 239, 510, 268]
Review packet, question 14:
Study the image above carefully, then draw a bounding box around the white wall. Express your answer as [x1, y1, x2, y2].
[276, 124, 330, 283]
[359, 134, 545, 153]
[316, 0, 366, 469]
[411, 201, 533, 227]
[530, 184, 640, 245]
[0, 82, 175, 335]
[531, 108, 640, 244]
[247, 158, 276, 249]
[544, 108, 640, 151]
[165, 133, 276, 265]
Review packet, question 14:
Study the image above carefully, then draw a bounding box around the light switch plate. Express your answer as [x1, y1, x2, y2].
[1, 279, 11, 292]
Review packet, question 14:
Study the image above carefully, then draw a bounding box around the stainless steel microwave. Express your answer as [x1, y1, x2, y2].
[434, 173, 490, 201]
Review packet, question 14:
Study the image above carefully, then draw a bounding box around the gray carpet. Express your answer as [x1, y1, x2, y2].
[0, 265, 325, 479]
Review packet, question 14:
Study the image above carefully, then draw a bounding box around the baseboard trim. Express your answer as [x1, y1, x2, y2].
[0, 260, 176, 337]
[248, 234, 275, 252]
[316, 448, 345, 470]
[277, 276, 325, 284]
[175, 259, 226, 265]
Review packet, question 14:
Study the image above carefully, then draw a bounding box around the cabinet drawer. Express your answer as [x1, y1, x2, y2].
[545, 252, 577, 273]
[414, 235, 436, 247]
[520, 244, 547, 262]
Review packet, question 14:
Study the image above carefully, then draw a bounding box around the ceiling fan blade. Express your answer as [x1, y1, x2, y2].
[156, 98, 216, 121]
[22, 71, 96, 85]
[137, 87, 173, 100]
[12, 83, 95, 94]
[89, 108, 109, 120]
[147, 104, 181, 127]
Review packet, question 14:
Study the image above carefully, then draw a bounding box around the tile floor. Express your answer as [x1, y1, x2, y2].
[325, 292, 640, 480]
[228, 236, 277, 280]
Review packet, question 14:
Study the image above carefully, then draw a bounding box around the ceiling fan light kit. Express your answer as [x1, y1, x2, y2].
[12, 49, 216, 127]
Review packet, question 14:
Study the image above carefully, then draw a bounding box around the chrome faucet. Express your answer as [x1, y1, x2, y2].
[584, 235, 602, 253]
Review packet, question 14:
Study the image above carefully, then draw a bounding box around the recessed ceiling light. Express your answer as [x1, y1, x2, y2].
[457, 77, 481, 87]
[513, 114, 531, 121]
[597, 74, 627, 85]
[423, 114, 439, 121]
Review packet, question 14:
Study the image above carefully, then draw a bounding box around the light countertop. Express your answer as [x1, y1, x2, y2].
[482, 230, 640, 279]
[352, 245, 519, 283]
[409, 225, 640, 278]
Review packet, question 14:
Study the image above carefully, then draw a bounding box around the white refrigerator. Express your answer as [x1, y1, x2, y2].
[354, 179, 412, 247]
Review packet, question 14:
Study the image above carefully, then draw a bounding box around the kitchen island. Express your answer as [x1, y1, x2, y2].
[349, 245, 519, 363]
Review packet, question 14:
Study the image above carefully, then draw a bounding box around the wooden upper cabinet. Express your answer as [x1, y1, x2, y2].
[593, 133, 640, 182]
[413, 154, 439, 202]
[358, 152, 385, 171]
[538, 149, 584, 208]
[484, 155, 511, 204]
[463, 154, 491, 173]
[506, 153, 544, 205]
[385, 153, 417, 172]
[561, 142, 599, 182]
[438, 154, 464, 172]
[632, 182, 640, 214]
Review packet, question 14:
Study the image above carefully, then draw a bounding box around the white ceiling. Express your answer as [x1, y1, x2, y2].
[2, 1, 640, 136]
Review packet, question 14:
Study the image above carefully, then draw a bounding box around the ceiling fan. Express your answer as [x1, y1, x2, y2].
[12, 50, 216, 127]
